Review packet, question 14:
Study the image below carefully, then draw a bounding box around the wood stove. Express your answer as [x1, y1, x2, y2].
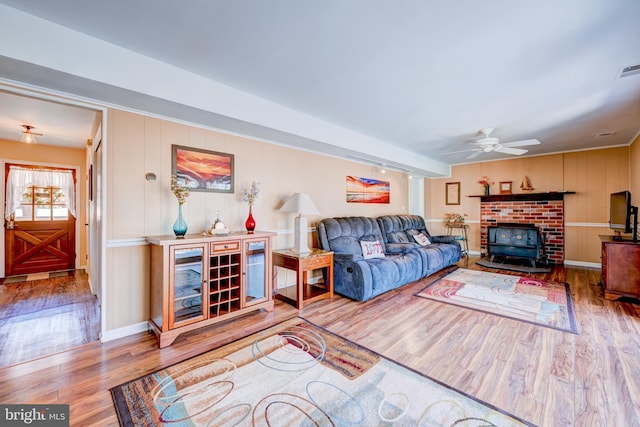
[488, 223, 546, 266]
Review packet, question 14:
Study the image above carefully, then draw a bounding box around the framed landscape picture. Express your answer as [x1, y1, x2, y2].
[172, 145, 234, 193]
[346, 176, 390, 204]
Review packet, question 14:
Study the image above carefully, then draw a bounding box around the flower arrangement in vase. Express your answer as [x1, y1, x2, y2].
[241, 181, 260, 233]
[171, 175, 190, 238]
[478, 176, 494, 195]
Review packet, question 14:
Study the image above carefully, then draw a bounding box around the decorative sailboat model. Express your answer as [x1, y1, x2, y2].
[520, 176, 534, 192]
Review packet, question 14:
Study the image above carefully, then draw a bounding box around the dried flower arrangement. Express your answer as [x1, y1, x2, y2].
[241, 182, 260, 206]
[444, 212, 467, 226]
[171, 175, 190, 205]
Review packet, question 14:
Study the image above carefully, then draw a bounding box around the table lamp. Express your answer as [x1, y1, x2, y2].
[280, 193, 320, 254]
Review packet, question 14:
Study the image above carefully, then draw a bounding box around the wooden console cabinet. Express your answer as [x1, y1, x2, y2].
[600, 235, 640, 300]
[147, 231, 275, 347]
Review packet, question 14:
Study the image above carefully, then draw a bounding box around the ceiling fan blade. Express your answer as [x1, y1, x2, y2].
[442, 148, 479, 155]
[465, 151, 483, 159]
[502, 139, 540, 147]
[495, 146, 527, 155]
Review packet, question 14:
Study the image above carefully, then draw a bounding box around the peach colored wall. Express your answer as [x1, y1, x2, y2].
[427, 147, 630, 264]
[0, 139, 87, 273]
[106, 109, 409, 330]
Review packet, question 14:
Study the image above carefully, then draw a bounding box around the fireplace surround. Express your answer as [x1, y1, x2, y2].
[475, 192, 574, 264]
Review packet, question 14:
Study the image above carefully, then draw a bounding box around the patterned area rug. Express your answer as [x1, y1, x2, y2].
[110, 317, 533, 426]
[417, 268, 578, 334]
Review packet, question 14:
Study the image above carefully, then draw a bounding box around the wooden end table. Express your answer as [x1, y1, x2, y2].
[272, 249, 334, 309]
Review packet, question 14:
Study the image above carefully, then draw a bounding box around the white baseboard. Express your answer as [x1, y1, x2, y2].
[564, 260, 601, 269]
[101, 321, 150, 342]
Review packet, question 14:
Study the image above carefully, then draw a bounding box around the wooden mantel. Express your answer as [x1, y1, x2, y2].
[469, 191, 575, 202]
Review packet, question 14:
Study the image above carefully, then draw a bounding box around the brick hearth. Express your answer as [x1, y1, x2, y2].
[479, 194, 569, 263]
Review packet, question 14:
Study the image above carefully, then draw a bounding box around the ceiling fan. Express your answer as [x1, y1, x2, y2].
[445, 128, 540, 160]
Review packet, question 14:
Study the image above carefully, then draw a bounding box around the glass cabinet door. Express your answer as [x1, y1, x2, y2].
[171, 244, 206, 327]
[245, 239, 267, 305]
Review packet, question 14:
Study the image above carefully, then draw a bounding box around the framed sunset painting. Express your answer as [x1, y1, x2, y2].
[346, 176, 390, 204]
[172, 145, 234, 192]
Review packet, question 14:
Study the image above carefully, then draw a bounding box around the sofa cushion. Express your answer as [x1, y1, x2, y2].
[318, 217, 386, 254]
[360, 240, 385, 259]
[413, 233, 431, 246]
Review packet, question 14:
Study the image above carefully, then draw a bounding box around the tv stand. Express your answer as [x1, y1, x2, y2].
[600, 235, 640, 300]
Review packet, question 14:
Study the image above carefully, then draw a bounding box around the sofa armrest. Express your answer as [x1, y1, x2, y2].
[331, 254, 374, 301]
[385, 242, 420, 254]
[430, 235, 458, 244]
[334, 253, 364, 262]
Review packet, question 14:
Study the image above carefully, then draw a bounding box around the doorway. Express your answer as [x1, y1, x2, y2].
[0, 87, 105, 366]
[4, 164, 76, 276]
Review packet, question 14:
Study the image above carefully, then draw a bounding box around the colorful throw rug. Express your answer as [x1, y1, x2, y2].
[111, 317, 533, 426]
[417, 268, 578, 334]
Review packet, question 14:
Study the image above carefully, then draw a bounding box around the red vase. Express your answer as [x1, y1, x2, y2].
[245, 206, 256, 233]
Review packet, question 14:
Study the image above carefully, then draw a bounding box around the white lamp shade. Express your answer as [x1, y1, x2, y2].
[279, 193, 319, 215]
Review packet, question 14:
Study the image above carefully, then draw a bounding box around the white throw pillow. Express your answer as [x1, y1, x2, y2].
[360, 240, 385, 259]
[413, 233, 432, 246]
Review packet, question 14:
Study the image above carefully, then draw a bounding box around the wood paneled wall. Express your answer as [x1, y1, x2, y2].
[427, 147, 631, 264]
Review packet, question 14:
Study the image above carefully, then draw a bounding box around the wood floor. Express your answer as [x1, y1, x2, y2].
[0, 270, 100, 367]
[1, 258, 639, 426]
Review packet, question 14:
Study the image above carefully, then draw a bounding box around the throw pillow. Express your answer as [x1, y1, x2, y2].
[360, 240, 385, 259]
[413, 233, 432, 246]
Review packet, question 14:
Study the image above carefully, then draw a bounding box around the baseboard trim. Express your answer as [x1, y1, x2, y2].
[101, 321, 150, 342]
[564, 260, 601, 268]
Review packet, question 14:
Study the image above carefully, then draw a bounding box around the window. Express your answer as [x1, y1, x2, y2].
[14, 185, 68, 221]
[5, 165, 76, 221]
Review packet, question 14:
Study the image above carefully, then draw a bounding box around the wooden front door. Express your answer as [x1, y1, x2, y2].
[5, 165, 76, 276]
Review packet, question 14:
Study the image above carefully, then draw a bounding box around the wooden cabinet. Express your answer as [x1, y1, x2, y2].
[600, 235, 640, 300]
[147, 232, 274, 347]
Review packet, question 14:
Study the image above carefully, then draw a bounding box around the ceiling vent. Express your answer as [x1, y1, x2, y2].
[596, 132, 616, 138]
[619, 64, 640, 78]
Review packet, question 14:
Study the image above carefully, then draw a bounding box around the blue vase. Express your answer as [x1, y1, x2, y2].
[173, 203, 188, 238]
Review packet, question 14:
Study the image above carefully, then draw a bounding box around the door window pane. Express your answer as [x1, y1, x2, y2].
[16, 185, 69, 221]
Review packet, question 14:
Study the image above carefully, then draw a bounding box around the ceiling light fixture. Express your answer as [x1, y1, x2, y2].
[21, 125, 42, 144]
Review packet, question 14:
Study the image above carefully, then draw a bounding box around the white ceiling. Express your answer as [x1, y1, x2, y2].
[0, 1, 639, 176]
[0, 90, 99, 148]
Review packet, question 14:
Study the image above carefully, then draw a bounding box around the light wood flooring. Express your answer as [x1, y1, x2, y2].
[1, 258, 639, 426]
[0, 270, 100, 367]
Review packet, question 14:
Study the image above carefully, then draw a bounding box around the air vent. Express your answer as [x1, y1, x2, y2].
[619, 64, 640, 78]
[596, 132, 616, 138]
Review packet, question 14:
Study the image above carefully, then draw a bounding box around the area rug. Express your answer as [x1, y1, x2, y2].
[476, 258, 553, 274]
[417, 268, 578, 334]
[111, 317, 533, 426]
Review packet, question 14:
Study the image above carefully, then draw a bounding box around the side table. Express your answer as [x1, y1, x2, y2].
[272, 249, 334, 309]
[446, 224, 469, 256]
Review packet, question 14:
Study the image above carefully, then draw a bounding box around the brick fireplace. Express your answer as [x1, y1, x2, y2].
[478, 193, 573, 264]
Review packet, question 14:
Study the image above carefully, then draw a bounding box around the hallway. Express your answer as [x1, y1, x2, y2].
[0, 270, 100, 367]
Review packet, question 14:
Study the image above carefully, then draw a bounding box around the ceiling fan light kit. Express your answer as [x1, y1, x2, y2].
[21, 125, 43, 144]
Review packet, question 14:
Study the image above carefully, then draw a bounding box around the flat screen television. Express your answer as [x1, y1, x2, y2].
[610, 190, 638, 241]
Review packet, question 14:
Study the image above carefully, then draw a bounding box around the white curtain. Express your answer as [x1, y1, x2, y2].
[5, 167, 76, 219]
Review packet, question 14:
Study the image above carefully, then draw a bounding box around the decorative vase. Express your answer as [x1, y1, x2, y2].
[484, 185, 490, 196]
[173, 203, 188, 238]
[245, 205, 256, 233]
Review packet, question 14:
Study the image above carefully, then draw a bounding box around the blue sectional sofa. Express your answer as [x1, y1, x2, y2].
[317, 215, 461, 301]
